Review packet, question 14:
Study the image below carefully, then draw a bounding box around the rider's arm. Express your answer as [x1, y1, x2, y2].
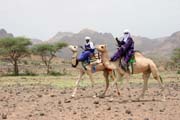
[116, 37, 125, 47]
[122, 37, 133, 51]
[89, 42, 95, 49]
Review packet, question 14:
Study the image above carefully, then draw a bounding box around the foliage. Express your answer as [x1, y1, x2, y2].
[171, 48, 180, 63]
[31, 42, 68, 74]
[0, 37, 32, 75]
[48, 71, 65, 76]
[171, 48, 180, 70]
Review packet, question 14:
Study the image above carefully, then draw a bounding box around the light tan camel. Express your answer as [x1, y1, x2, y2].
[68, 45, 120, 98]
[96, 44, 166, 101]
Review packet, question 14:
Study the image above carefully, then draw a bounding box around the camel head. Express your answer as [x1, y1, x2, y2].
[96, 44, 107, 53]
[68, 45, 78, 52]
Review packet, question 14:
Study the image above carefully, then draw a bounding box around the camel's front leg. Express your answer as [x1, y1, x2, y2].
[88, 72, 97, 97]
[71, 70, 84, 97]
[138, 73, 150, 100]
[123, 73, 131, 100]
[110, 70, 120, 96]
[99, 70, 110, 98]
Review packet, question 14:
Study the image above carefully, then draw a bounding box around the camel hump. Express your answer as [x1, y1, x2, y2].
[134, 51, 144, 57]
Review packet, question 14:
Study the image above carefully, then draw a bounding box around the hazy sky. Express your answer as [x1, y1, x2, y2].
[0, 0, 180, 40]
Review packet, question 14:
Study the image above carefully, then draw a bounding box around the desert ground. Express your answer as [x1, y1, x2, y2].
[0, 63, 179, 120]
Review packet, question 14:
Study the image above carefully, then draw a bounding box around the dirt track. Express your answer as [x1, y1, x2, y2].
[0, 80, 179, 120]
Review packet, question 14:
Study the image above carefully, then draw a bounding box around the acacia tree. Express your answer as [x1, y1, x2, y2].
[171, 48, 180, 70]
[0, 37, 32, 75]
[32, 42, 67, 74]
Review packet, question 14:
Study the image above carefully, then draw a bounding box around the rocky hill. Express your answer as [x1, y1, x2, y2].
[1, 28, 179, 59]
[48, 29, 180, 59]
[0, 28, 42, 44]
[0, 29, 14, 38]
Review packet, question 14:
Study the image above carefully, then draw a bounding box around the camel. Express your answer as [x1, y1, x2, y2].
[96, 44, 166, 101]
[68, 45, 120, 98]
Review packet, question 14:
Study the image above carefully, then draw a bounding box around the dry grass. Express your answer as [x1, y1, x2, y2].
[0, 70, 179, 89]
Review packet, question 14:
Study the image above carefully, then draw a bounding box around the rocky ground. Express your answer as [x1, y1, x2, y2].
[0, 80, 179, 120]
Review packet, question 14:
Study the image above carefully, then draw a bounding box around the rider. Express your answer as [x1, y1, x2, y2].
[78, 36, 95, 63]
[110, 29, 134, 70]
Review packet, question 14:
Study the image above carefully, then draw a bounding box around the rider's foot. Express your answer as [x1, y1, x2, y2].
[121, 61, 128, 71]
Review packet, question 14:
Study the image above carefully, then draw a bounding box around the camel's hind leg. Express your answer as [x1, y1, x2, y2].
[71, 70, 85, 97]
[138, 72, 150, 99]
[154, 75, 166, 101]
[150, 63, 166, 101]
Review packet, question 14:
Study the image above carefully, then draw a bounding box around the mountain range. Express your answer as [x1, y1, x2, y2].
[0, 28, 179, 59]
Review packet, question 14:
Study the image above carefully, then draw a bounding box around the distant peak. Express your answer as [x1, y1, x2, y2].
[79, 28, 97, 34]
[171, 31, 180, 37]
[0, 28, 7, 33]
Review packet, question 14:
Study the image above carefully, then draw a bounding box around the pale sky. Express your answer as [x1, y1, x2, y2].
[0, 0, 180, 40]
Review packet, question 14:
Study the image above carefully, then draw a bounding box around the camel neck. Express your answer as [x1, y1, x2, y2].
[101, 51, 110, 62]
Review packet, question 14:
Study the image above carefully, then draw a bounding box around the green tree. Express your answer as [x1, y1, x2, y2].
[32, 42, 67, 74]
[171, 48, 180, 70]
[0, 37, 32, 75]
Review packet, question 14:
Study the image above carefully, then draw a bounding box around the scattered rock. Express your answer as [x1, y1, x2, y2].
[137, 104, 141, 107]
[160, 108, 165, 112]
[128, 118, 133, 120]
[149, 108, 153, 111]
[50, 94, 56, 97]
[73, 111, 77, 114]
[107, 106, 111, 110]
[64, 99, 71, 103]
[144, 118, 149, 120]
[37, 94, 42, 98]
[152, 98, 155, 101]
[125, 110, 131, 114]
[2, 114, 7, 119]
[61, 91, 66, 94]
[39, 113, 45, 116]
[58, 100, 61, 104]
[93, 101, 99, 104]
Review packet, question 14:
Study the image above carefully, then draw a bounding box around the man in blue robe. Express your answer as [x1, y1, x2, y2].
[78, 36, 95, 63]
[110, 29, 134, 68]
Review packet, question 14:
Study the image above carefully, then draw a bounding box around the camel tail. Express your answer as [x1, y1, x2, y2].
[149, 60, 162, 82]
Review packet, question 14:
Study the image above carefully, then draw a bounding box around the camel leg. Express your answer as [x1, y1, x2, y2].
[150, 63, 166, 101]
[108, 70, 121, 101]
[99, 70, 109, 98]
[87, 72, 97, 97]
[108, 70, 121, 96]
[138, 72, 150, 99]
[124, 73, 131, 99]
[71, 70, 84, 97]
[154, 75, 166, 101]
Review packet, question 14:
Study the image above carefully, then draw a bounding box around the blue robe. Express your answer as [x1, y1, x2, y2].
[78, 43, 95, 62]
[111, 37, 134, 63]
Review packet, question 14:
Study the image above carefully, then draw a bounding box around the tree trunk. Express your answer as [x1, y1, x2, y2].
[14, 60, 19, 75]
[47, 64, 50, 74]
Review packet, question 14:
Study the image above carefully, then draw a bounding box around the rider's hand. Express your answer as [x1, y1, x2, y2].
[80, 46, 84, 49]
[115, 37, 119, 41]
